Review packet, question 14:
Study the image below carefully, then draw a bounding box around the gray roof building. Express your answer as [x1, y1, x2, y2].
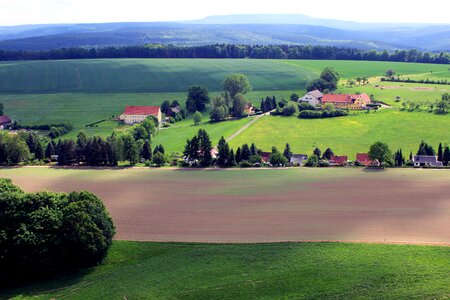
[413, 155, 443, 167]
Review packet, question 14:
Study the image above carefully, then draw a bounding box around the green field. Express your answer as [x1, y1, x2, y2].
[0, 59, 315, 93]
[3, 241, 449, 299]
[284, 60, 450, 79]
[230, 109, 450, 158]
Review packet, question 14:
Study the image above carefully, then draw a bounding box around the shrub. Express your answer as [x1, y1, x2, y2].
[0, 179, 115, 285]
[318, 159, 330, 167]
[248, 155, 262, 164]
[239, 161, 253, 168]
[298, 102, 316, 111]
[304, 155, 319, 167]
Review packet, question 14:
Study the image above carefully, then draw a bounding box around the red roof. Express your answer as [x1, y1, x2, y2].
[0, 115, 11, 124]
[331, 155, 348, 165]
[122, 106, 160, 116]
[322, 94, 352, 104]
[356, 153, 372, 166]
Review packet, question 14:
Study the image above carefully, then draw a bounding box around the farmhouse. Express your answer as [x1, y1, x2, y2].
[300, 90, 323, 106]
[321, 93, 371, 110]
[329, 155, 348, 166]
[413, 155, 443, 167]
[356, 153, 373, 166]
[0, 115, 11, 129]
[119, 106, 162, 125]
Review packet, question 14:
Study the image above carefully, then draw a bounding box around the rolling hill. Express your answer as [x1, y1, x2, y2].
[0, 15, 449, 51]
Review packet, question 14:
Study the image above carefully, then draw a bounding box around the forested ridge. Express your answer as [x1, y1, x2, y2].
[0, 44, 449, 64]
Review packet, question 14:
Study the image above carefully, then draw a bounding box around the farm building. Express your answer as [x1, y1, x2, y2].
[0, 115, 11, 129]
[119, 106, 162, 125]
[300, 90, 323, 106]
[321, 93, 371, 110]
[290, 154, 308, 166]
[356, 153, 373, 166]
[261, 152, 271, 163]
[329, 155, 348, 166]
[413, 155, 443, 167]
[244, 103, 254, 115]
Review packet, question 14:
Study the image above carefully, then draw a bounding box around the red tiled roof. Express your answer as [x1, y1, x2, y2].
[122, 106, 160, 116]
[331, 155, 348, 165]
[322, 94, 352, 103]
[0, 115, 11, 124]
[356, 153, 372, 166]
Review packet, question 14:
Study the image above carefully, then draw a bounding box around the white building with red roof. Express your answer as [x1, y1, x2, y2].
[119, 106, 161, 125]
[321, 93, 371, 110]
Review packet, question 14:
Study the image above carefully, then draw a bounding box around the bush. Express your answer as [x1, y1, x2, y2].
[248, 155, 262, 164]
[239, 161, 253, 168]
[0, 179, 115, 285]
[298, 102, 316, 111]
[282, 102, 299, 116]
[318, 159, 330, 167]
[304, 155, 319, 167]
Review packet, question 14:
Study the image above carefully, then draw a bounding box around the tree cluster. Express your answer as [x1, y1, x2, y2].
[1, 44, 449, 64]
[306, 67, 341, 92]
[0, 178, 115, 284]
[260, 96, 278, 113]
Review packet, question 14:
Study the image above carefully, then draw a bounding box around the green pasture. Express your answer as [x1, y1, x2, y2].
[153, 117, 252, 154]
[338, 81, 450, 106]
[284, 59, 450, 79]
[3, 241, 449, 299]
[229, 109, 450, 158]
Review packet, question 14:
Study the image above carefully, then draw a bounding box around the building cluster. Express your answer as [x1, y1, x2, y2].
[300, 90, 372, 110]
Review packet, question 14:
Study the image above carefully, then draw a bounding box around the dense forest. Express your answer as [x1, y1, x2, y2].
[0, 44, 449, 64]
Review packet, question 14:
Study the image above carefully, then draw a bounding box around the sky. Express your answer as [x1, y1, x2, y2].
[0, 0, 449, 26]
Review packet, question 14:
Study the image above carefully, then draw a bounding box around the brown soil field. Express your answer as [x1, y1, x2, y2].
[1, 167, 450, 245]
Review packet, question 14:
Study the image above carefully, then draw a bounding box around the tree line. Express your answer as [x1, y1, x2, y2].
[0, 44, 449, 64]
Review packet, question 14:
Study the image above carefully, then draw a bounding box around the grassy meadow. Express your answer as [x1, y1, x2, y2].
[230, 109, 450, 158]
[3, 241, 449, 299]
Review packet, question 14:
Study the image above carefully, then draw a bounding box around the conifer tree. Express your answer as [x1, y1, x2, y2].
[437, 143, 443, 161]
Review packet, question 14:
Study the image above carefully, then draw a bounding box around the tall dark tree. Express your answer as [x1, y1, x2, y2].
[437, 143, 443, 162]
[141, 140, 152, 161]
[417, 141, 435, 156]
[227, 149, 236, 167]
[250, 143, 258, 156]
[0, 103, 3, 115]
[217, 136, 230, 167]
[322, 148, 334, 160]
[153, 144, 165, 155]
[313, 147, 322, 158]
[241, 144, 251, 161]
[75, 132, 88, 162]
[197, 129, 212, 166]
[121, 134, 139, 165]
[443, 146, 450, 166]
[34, 141, 45, 160]
[186, 86, 210, 113]
[235, 147, 242, 163]
[58, 140, 76, 165]
[161, 100, 172, 114]
[283, 143, 293, 162]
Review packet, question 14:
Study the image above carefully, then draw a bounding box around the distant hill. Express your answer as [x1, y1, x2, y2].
[0, 15, 448, 51]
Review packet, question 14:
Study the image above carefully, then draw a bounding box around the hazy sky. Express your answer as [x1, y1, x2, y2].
[0, 0, 449, 26]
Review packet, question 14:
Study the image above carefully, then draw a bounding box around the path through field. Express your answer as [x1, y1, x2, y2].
[2, 168, 450, 245]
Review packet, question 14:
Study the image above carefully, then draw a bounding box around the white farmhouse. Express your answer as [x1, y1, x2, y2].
[300, 90, 323, 106]
[119, 106, 162, 125]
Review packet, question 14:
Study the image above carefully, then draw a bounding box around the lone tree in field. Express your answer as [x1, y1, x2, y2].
[368, 142, 392, 165]
[186, 86, 210, 113]
[193, 111, 203, 126]
[385, 69, 396, 78]
[223, 74, 252, 98]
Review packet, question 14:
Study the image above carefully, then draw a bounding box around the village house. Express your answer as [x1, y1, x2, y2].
[290, 154, 308, 166]
[413, 155, 443, 167]
[119, 106, 162, 125]
[300, 90, 323, 106]
[321, 93, 371, 110]
[244, 103, 254, 115]
[356, 153, 372, 166]
[329, 155, 348, 166]
[0, 115, 11, 129]
[260, 152, 271, 163]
